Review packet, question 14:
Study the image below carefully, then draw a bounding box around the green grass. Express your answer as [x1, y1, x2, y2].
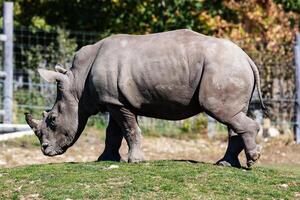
[0, 161, 299, 200]
[262, 164, 300, 176]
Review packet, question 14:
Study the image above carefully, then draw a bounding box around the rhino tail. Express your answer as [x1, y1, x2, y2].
[247, 55, 269, 116]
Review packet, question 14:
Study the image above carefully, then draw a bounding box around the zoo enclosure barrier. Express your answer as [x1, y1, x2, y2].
[0, 2, 13, 124]
[0, 26, 298, 142]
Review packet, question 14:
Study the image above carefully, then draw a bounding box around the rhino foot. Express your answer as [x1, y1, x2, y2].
[97, 152, 122, 162]
[128, 150, 145, 163]
[216, 156, 241, 168]
[245, 145, 261, 168]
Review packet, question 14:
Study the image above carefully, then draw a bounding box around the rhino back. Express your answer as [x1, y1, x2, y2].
[90, 30, 207, 118]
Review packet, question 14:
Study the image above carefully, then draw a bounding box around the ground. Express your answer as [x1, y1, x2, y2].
[0, 161, 299, 199]
[0, 127, 299, 172]
[0, 128, 300, 199]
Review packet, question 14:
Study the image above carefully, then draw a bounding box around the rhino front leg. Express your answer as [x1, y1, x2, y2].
[216, 129, 243, 168]
[98, 116, 123, 162]
[107, 105, 145, 163]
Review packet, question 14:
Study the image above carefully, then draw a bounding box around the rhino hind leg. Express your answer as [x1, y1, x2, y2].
[216, 129, 243, 168]
[107, 105, 145, 163]
[226, 112, 261, 167]
[216, 105, 249, 168]
[98, 117, 123, 162]
[202, 98, 260, 167]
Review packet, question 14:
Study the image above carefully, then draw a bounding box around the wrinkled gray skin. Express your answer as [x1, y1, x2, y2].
[25, 29, 266, 168]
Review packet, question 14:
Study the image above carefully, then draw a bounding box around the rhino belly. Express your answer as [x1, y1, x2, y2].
[136, 99, 203, 120]
[119, 75, 203, 120]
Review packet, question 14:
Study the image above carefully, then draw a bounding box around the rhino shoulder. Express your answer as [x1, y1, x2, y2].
[72, 42, 103, 69]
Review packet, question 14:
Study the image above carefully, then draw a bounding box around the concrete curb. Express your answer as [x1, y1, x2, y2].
[0, 130, 34, 141]
[0, 124, 31, 133]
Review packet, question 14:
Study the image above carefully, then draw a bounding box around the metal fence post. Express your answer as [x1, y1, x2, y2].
[3, 2, 13, 124]
[294, 33, 300, 144]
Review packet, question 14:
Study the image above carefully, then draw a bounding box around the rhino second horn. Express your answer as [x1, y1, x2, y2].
[25, 113, 40, 131]
[55, 64, 67, 74]
[42, 111, 47, 118]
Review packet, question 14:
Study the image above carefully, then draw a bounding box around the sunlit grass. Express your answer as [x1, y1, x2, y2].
[0, 161, 299, 199]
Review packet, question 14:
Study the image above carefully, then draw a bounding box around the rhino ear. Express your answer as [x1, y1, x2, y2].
[55, 64, 67, 74]
[38, 68, 61, 83]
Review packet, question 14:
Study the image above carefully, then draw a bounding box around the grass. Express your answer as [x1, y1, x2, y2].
[0, 161, 299, 200]
[262, 164, 300, 176]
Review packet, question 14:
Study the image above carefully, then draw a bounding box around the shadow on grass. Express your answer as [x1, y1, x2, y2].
[156, 159, 250, 170]
[36, 159, 250, 170]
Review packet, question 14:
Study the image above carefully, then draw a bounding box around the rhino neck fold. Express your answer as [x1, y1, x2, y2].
[70, 44, 100, 99]
[70, 41, 103, 116]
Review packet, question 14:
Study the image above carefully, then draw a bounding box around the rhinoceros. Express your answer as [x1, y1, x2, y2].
[25, 29, 266, 168]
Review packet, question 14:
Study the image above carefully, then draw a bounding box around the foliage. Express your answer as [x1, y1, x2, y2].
[10, 0, 205, 35]
[87, 115, 109, 130]
[0, 161, 299, 199]
[7, 1, 298, 38]
[12, 2, 299, 104]
[220, 0, 297, 123]
[13, 89, 48, 123]
[11, 28, 77, 123]
[180, 113, 208, 133]
[139, 114, 208, 139]
[2, 0, 299, 75]
[274, 0, 300, 12]
[82, 113, 211, 139]
[20, 28, 77, 70]
[0, 0, 298, 128]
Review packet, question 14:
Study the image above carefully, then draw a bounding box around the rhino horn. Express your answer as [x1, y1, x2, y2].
[25, 113, 40, 132]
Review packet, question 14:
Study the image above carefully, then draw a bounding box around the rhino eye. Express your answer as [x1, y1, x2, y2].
[46, 116, 56, 130]
[50, 119, 57, 129]
[35, 130, 42, 138]
[50, 115, 56, 121]
[48, 113, 57, 121]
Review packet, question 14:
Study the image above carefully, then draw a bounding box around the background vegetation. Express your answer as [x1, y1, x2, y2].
[0, 0, 299, 134]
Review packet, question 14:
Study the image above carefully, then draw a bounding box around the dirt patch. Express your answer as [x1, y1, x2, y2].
[0, 128, 299, 168]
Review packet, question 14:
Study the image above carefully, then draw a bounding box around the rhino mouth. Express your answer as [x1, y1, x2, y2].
[42, 146, 65, 157]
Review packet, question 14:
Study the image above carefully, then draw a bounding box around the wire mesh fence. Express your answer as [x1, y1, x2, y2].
[0, 27, 297, 138]
[11, 27, 100, 117]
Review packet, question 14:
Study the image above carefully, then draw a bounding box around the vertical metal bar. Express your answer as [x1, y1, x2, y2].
[3, 2, 13, 124]
[207, 115, 215, 139]
[294, 33, 300, 144]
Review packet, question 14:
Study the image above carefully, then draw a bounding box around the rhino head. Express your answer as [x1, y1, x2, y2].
[25, 65, 86, 156]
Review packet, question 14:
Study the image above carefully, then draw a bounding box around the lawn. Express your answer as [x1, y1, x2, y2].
[0, 161, 299, 200]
